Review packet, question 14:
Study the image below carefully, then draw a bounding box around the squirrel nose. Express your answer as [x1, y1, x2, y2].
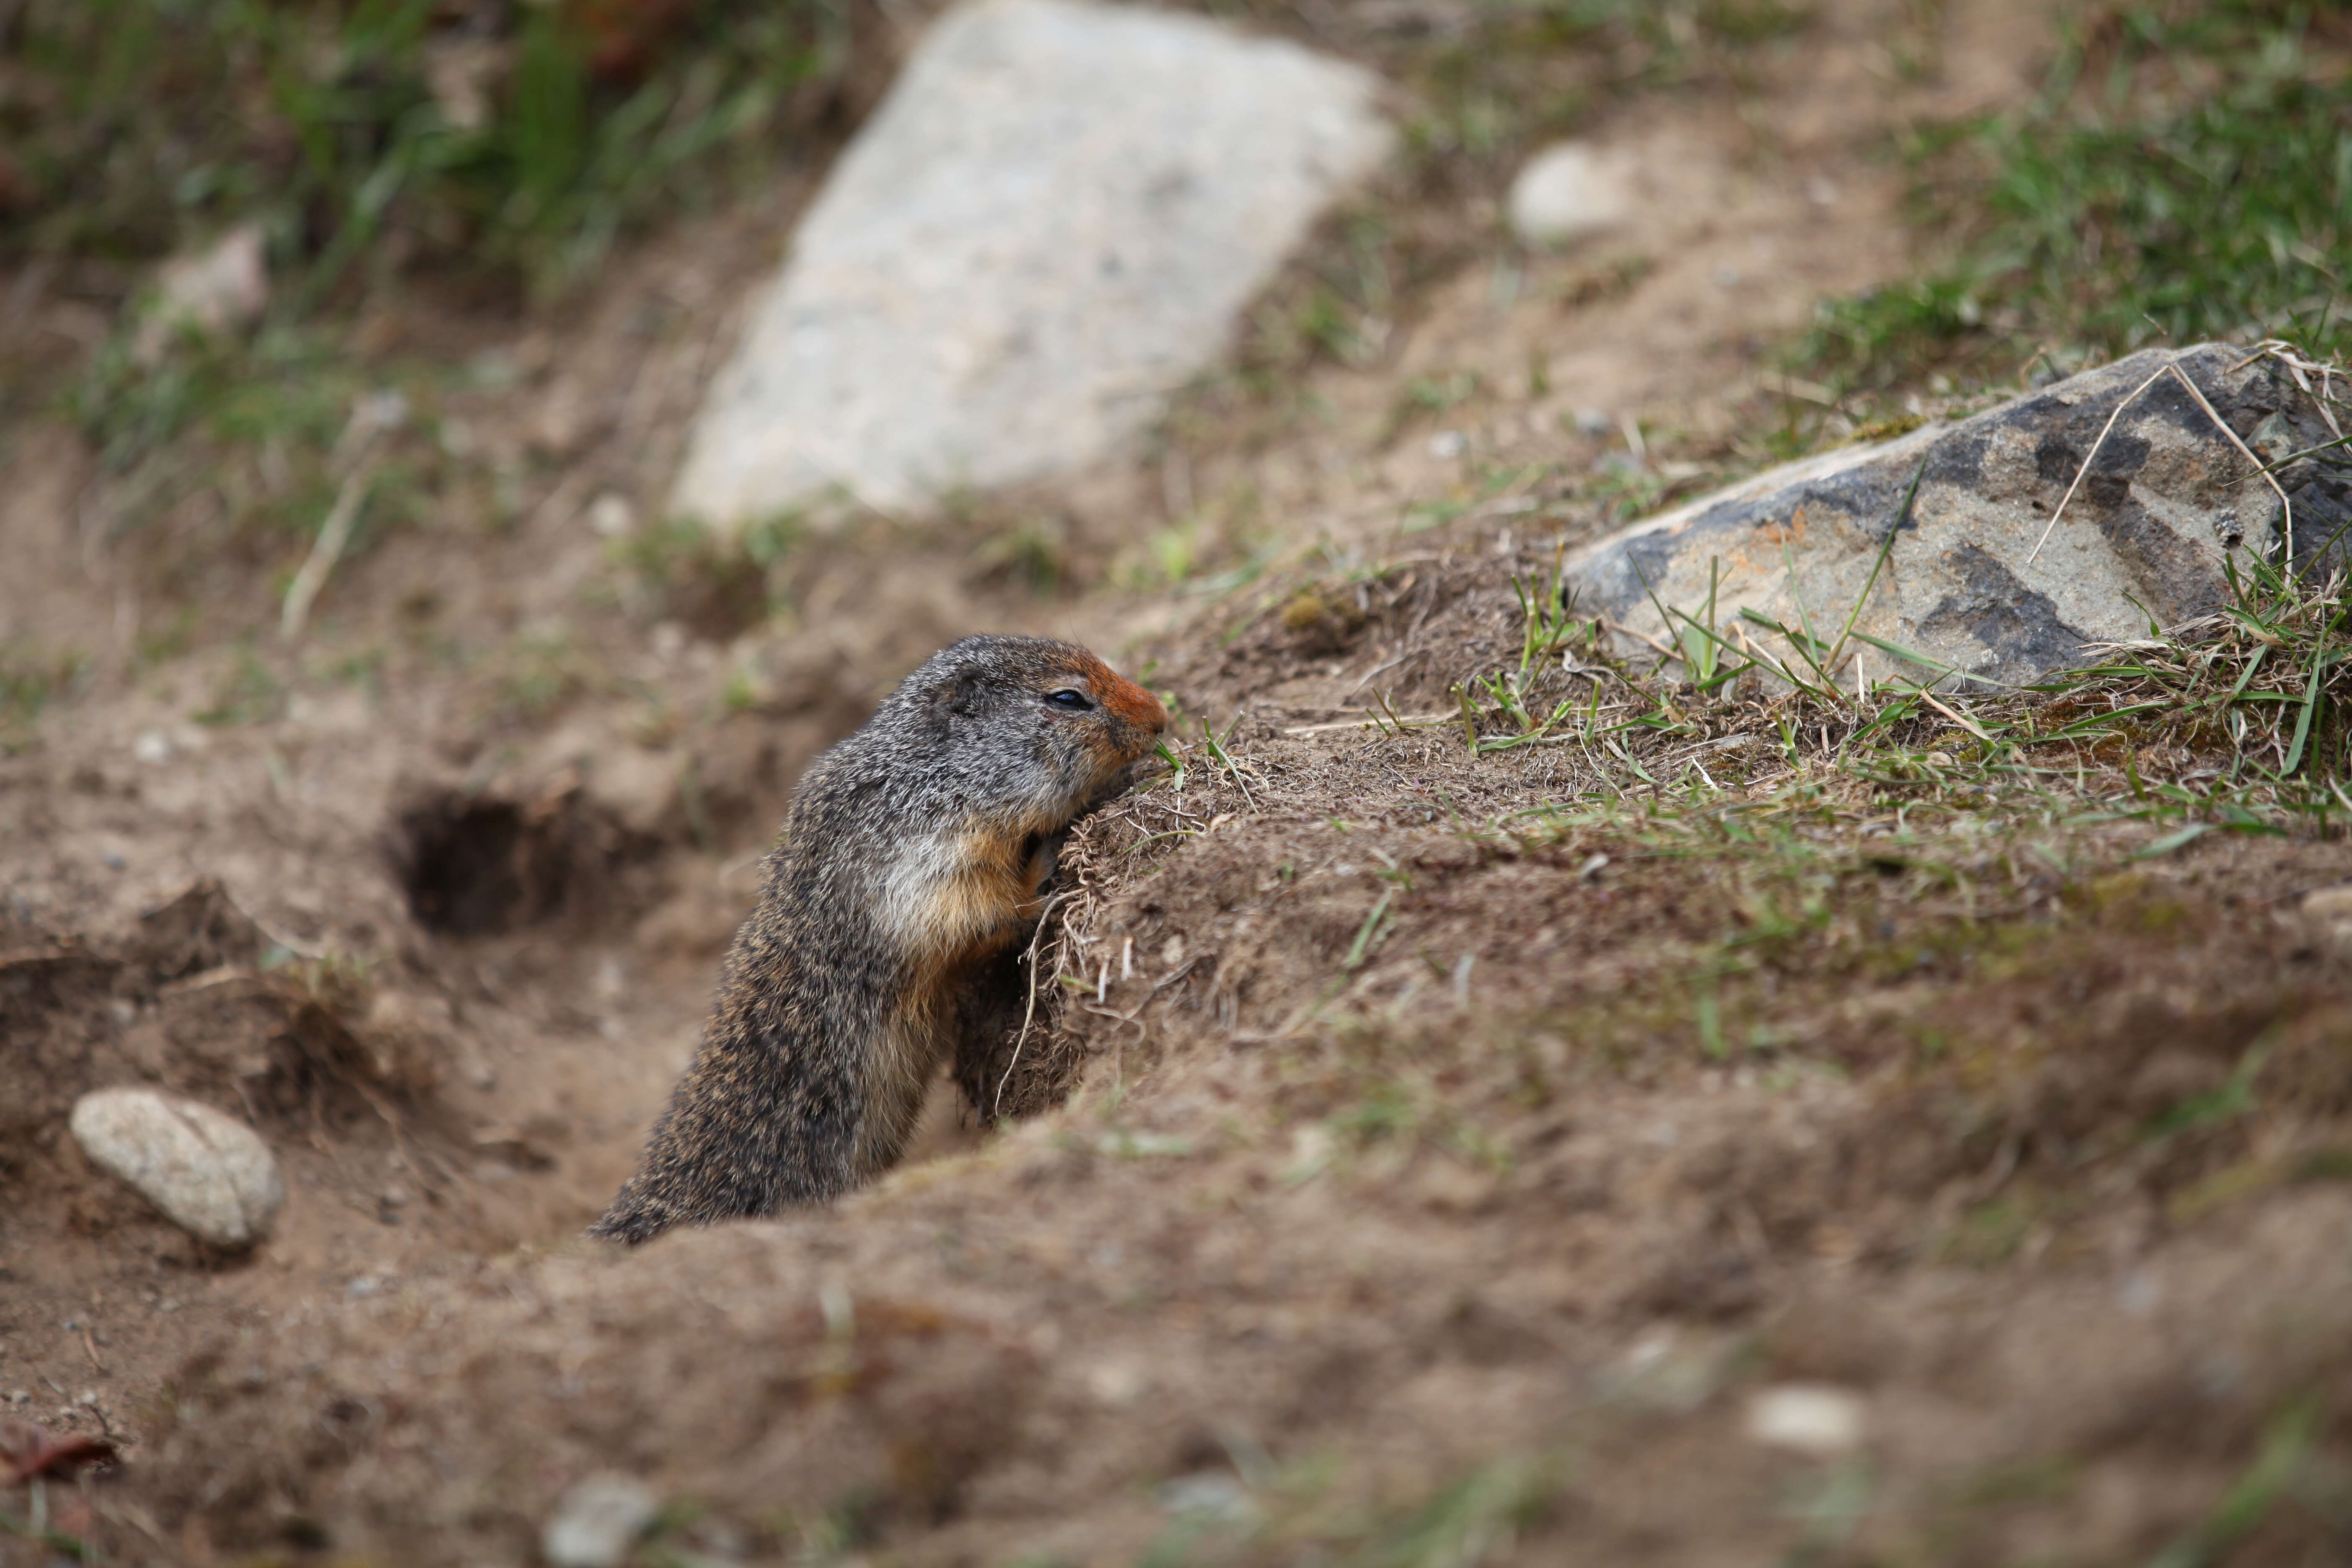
[1101, 673, 1168, 737]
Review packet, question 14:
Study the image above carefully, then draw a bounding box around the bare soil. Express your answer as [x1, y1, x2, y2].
[9, 3, 2350, 1564]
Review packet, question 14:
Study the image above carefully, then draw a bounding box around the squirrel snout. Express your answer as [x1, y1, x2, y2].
[1091, 668, 1176, 757]
[1097, 671, 1169, 751]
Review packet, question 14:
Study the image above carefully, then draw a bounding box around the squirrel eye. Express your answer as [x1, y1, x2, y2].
[1045, 688, 1095, 711]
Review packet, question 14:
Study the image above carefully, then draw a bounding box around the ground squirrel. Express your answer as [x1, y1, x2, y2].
[592, 635, 1168, 1244]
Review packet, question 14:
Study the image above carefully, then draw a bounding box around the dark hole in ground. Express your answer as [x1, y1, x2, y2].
[397, 788, 671, 937]
[398, 797, 563, 936]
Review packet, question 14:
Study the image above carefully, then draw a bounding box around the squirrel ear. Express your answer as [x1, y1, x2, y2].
[930, 668, 985, 723]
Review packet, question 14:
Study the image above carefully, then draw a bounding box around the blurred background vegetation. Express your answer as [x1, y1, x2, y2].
[0, 0, 1828, 341]
[1804, 0, 2350, 386]
[2, 0, 2339, 390]
[0, 0, 2343, 550]
[0, 0, 880, 595]
[2, 0, 854, 300]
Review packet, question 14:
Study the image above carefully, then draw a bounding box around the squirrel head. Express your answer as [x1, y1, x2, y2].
[897, 635, 1169, 825]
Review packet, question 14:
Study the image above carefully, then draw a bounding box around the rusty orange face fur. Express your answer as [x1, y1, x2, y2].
[1041, 649, 1169, 781]
[1071, 650, 1169, 735]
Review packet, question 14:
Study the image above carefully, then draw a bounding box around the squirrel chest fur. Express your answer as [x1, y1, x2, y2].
[592, 635, 1168, 1244]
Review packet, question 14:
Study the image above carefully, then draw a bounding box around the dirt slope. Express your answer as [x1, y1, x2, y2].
[13, 2, 2352, 1564]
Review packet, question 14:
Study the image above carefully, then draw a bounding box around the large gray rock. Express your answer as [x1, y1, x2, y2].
[670, 0, 1393, 530]
[1563, 345, 2352, 688]
[69, 1088, 285, 1248]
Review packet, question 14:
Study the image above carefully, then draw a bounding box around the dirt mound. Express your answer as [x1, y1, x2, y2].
[130, 1177, 2352, 1565]
[16, 1, 2352, 1563]
[91, 570, 2352, 1561]
[0, 719, 734, 1489]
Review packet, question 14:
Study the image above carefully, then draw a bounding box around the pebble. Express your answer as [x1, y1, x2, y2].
[1745, 1382, 1867, 1455]
[1084, 1355, 1150, 1407]
[585, 492, 637, 538]
[134, 222, 268, 364]
[2301, 885, 2352, 923]
[1507, 140, 1635, 247]
[543, 1473, 660, 1568]
[68, 1088, 286, 1248]
[1156, 1470, 1255, 1524]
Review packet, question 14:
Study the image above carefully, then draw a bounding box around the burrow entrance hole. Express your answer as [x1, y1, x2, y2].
[397, 791, 651, 937]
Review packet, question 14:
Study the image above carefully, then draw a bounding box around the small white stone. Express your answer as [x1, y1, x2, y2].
[543, 1473, 660, 1568]
[1157, 1470, 1254, 1524]
[424, 36, 500, 133]
[586, 493, 638, 538]
[70, 1088, 285, 1248]
[1084, 1356, 1150, 1407]
[136, 224, 268, 364]
[1746, 1383, 1867, 1455]
[2302, 885, 2352, 922]
[132, 730, 173, 766]
[1429, 429, 1468, 459]
[350, 389, 411, 441]
[1507, 141, 1634, 247]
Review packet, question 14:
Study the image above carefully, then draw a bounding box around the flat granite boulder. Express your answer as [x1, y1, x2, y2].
[671, 0, 1392, 530]
[1562, 344, 2352, 689]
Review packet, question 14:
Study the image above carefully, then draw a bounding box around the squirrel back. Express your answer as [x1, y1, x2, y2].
[591, 635, 1167, 1243]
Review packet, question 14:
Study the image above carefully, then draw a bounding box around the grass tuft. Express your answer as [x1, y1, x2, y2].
[1802, 2, 2352, 390]
[6, 0, 849, 303]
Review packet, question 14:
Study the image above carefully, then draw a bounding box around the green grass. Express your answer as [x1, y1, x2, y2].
[1350, 369, 2352, 1070]
[1802, 1, 2352, 390]
[607, 515, 798, 640]
[0, 645, 89, 752]
[18, 0, 1813, 331]
[1432, 387, 2352, 845]
[1512, 557, 2352, 843]
[71, 323, 356, 476]
[193, 645, 286, 727]
[2144, 1398, 2321, 1568]
[67, 322, 440, 602]
[1132, 1447, 1561, 1568]
[5, 0, 846, 302]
